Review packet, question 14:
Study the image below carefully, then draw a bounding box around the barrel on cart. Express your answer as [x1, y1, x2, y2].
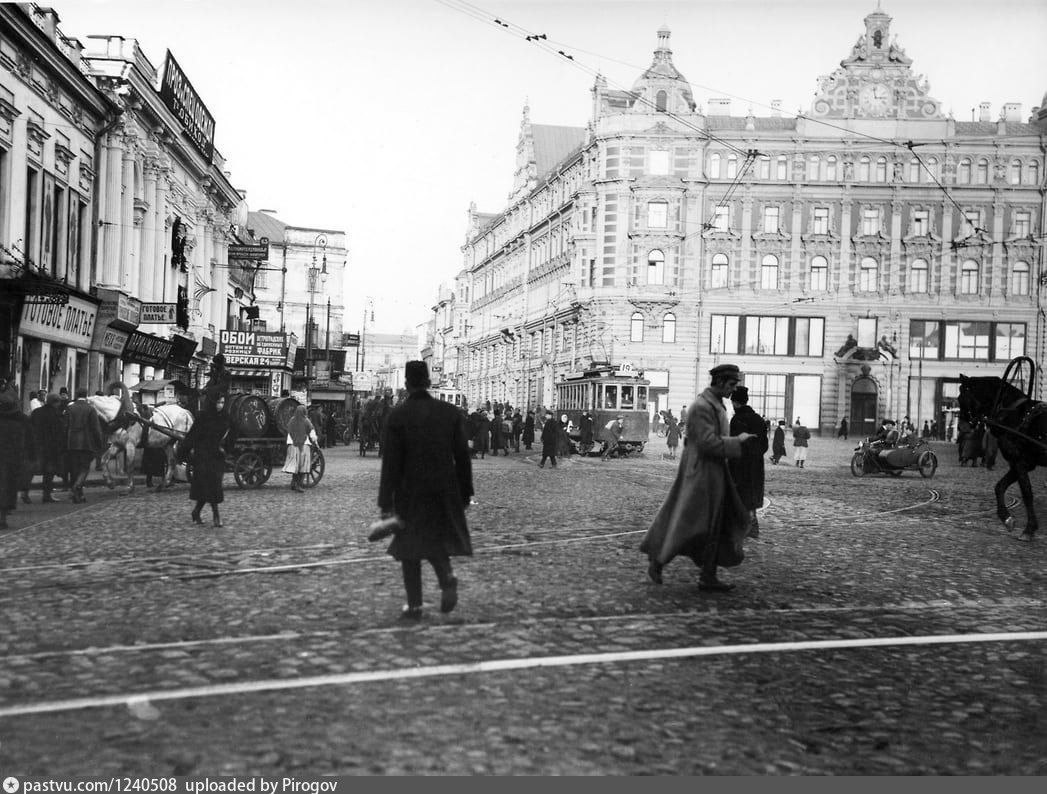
[188, 393, 325, 489]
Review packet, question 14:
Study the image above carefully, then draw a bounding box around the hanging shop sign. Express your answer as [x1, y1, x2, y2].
[159, 50, 216, 163]
[92, 324, 130, 357]
[199, 336, 217, 358]
[19, 294, 97, 348]
[218, 330, 287, 368]
[94, 288, 141, 331]
[140, 302, 177, 324]
[168, 335, 198, 367]
[121, 330, 174, 368]
[228, 240, 269, 262]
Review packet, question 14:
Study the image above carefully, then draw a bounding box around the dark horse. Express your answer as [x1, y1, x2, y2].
[958, 372, 1047, 541]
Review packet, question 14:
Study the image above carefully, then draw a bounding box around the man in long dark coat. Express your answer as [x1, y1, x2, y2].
[538, 410, 559, 468]
[579, 410, 595, 455]
[375, 361, 473, 619]
[771, 420, 787, 464]
[522, 410, 536, 450]
[729, 386, 768, 538]
[0, 380, 27, 529]
[30, 393, 65, 503]
[490, 409, 507, 456]
[66, 388, 105, 504]
[640, 363, 754, 592]
[511, 410, 523, 452]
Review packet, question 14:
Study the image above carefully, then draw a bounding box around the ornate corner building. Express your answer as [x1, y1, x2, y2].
[451, 5, 1045, 436]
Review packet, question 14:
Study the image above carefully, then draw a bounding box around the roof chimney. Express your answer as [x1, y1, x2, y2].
[36, 7, 60, 43]
[1002, 102, 1021, 122]
[709, 97, 731, 115]
[978, 102, 991, 122]
[770, 100, 782, 117]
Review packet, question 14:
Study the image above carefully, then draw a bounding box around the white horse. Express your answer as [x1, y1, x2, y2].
[88, 386, 194, 492]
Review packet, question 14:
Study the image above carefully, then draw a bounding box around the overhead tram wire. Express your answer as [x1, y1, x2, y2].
[433, 0, 752, 158]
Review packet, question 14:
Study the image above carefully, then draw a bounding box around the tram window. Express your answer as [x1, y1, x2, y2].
[620, 385, 635, 409]
[637, 386, 648, 409]
[604, 385, 618, 408]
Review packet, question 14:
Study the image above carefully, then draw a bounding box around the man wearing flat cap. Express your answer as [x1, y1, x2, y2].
[640, 363, 754, 592]
[375, 360, 474, 619]
[729, 385, 768, 538]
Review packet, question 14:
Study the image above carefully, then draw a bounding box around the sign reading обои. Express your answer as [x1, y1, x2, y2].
[219, 330, 287, 367]
[19, 295, 97, 347]
[159, 50, 215, 163]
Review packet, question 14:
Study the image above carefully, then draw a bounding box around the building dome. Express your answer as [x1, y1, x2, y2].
[629, 27, 696, 114]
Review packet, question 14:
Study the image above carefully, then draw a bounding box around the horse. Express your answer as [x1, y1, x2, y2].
[958, 373, 1047, 541]
[87, 384, 194, 493]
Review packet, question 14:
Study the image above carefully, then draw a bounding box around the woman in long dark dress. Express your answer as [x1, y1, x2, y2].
[181, 393, 229, 527]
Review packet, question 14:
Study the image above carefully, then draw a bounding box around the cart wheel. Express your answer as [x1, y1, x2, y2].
[850, 453, 866, 477]
[918, 451, 938, 479]
[234, 451, 269, 489]
[302, 447, 325, 488]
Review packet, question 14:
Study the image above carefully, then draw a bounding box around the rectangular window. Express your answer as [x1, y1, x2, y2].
[24, 166, 39, 264]
[943, 321, 990, 360]
[649, 150, 669, 175]
[713, 205, 729, 231]
[604, 385, 618, 409]
[911, 210, 929, 237]
[712, 315, 823, 357]
[909, 320, 940, 359]
[745, 373, 787, 423]
[995, 323, 1026, 360]
[862, 209, 879, 236]
[1014, 211, 1031, 238]
[647, 202, 668, 228]
[758, 157, 770, 180]
[857, 317, 877, 348]
[762, 207, 779, 234]
[908, 261, 928, 293]
[809, 260, 828, 291]
[812, 208, 829, 235]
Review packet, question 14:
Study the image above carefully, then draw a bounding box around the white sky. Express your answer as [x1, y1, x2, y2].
[56, 0, 1047, 335]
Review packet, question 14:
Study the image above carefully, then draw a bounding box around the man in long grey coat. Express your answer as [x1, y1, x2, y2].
[374, 361, 474, 619]
[640, 364, 754, 591]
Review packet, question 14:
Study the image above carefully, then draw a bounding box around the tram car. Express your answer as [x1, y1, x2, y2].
[555, 362, 651, 455]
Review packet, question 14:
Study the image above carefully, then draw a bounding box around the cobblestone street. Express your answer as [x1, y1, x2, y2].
[1, 437, 1045, 775]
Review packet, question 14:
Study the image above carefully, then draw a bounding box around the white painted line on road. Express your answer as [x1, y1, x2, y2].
[1, 630, 1046, 717]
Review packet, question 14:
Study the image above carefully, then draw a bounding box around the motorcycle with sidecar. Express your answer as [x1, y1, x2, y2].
[850, 437, 938, 478]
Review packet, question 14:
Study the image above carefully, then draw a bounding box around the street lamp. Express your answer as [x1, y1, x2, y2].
[306, 235, 328, 387]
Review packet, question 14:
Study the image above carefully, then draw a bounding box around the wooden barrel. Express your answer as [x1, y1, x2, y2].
[266, 396, 300, 436]
[227, 393, 270, 437]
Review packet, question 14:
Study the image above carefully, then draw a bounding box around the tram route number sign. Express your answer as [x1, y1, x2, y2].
[218, 329, 287, 367]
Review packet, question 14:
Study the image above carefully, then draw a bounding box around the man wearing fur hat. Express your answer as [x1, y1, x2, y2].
[373, 361, 474, 619]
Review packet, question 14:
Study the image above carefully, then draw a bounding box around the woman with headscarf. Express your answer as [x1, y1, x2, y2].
[283, 405, 318, 492]
[179, 393, 229, 527]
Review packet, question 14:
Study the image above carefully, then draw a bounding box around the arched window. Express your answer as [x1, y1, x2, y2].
[760, 254, 779, 290]
[655, 90, 668, 112]
[875, 156, 888, 182]
[662, 312, 676, 343]
[960, 259, 980, 294]
[925, 157, 939, 181]
[776, 156, 789, 180]
[859, 257, 878, 292]
[630, 312, 644, 342]
[1010, 261, 1029, 296]
[809, 154, 820, 180]
[958, 158, 972, 184]
[826, 156, 838, 181]
[647, 249, 665, 285]
[1025, 161, 1039, 186]
[1010, 159, 1022, 185]
[908, 158, 921, 182]
[809, 255, 828, 291]
[709, 152, 721, 179]
[976, 158, 989, 184]
[710, 252, 729, 288]
[726, 154, 738, 178]
[858, 157, 871, 181]
[907, 258, 928, 293]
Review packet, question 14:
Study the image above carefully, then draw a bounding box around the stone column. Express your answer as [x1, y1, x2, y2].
[120, 139, 135, 292]
[153, 167, 170, 303]
[100, 129, 124, 287]
[140, 157, 158, 302]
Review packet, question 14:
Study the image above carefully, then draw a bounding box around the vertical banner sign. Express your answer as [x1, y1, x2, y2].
[270, 371, 282, 398]
[158, 51, 216, 163]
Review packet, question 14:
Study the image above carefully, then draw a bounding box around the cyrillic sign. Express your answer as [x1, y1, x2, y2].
[159, 50, 216, 163]
[218, 330, 287, 367]
[19, 294, 97, 348]
[228, 243, 269, 261]
[140, 303, 177, 324]
[122, 331, 174, 367]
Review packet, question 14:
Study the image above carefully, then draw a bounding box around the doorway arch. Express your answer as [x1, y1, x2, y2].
[850, 377, 878, 438]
